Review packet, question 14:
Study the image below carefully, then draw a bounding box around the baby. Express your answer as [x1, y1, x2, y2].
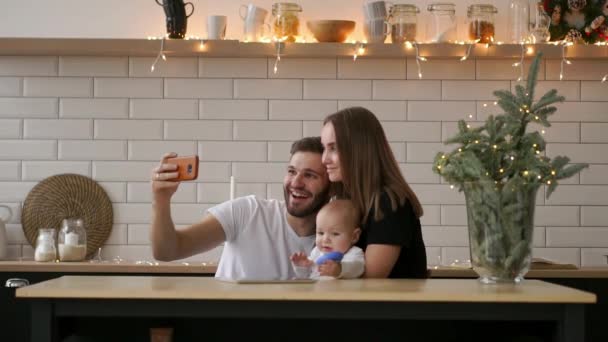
[290, 199, 364, 279]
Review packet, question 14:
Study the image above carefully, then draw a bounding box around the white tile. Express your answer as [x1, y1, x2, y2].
[407, 58, 475, 80]
[22, 161, 90, 180]
[235, 79, 302, 99]
[105, 224, 128, 245]
[59, 140, 127, 160]
[0, 98, 58, 118]
[512, 80, 579, 101]
[95, 120, 162, 140]
[126, 224, 149, 245]
[476, 58, 545, 80]
[0, 140, 56, 160]
[95, 78, 162, 98]
[201, 58, 266, 78]
[581, 206, 608, 226]
[93, 161, 156, 182]
[164, 120, 232, 140]
[528, 122, 580, 143]
[408, 101, 475, 121]
[170, 203, 213, 224]
[270, 100, 337, 120]
[440, 247, 471, 266]
[305, 80, 371, 100]
[441, 205, 467, 226]
[442, 81, 510, 100]
[199, 141, 266, 161]
[24, 77, 92, 97]
[389, 143, 406, 163]
[581, 165, 608, 184]
[412, 184, 465, 205]
[198, 163, 231, 182]
[130, 99, 198, 119]
[546, 185, 608, 205]
[112, 203, 152, 224]
[400, 163, 439, 184]
[233, 162, 285, 182]
[476, 100, 502, 121]
[422, 226, 469, 247]
[535, 206, 580, 226]
[60, 57, 128, 77]
[97, 245, 152, 261]
[127, 182, 196, 203]
[97, 182, 127, 203]
[0, 119, 21, 138]
[201, 100, 267, 120]
[0, 182, 35, 202]
[546, 144, 608, 163]
[0, 162, 20, 181]
[532, 248, 581, 267]
[267, 183, 284, 200]
[234, 121, 302, 141]
[420, 205, 440, 226]
[382, 122, 441, 142]
[546, 59, 608, 80]
[552, 102, 608, 122]
[6, 225, 26, 243]
[581, 81, 608, 101]
[338, 101, 406, 121]
[0, 77, 21, 96]
[373, 80, 440, 100]
[1, 204, 21, 224]
[0, 56, 57, 76]
[302, 121, 323, 137]
[198, 183, 267, 203]
[406, 143, 445, 163]
[426, 247, 441, 266]
[60, 98, 128, 119]
[24, 119, 92, 139]
[547, 227, 608, 247]
[164, 78, 232, 99]
[581, 123, 608, 143]
[338, 58, 405, 79]
[129, 141, 197, 161]
[268, 141, 293, 162]
[270, 58, 335, 79]
[130, 57, 197, 77]
[581, 248, 608, 267]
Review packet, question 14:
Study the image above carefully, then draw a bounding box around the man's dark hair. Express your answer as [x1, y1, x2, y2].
[290, 136, 323, 156]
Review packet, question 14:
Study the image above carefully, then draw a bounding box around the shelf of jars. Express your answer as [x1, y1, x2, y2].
[0, 37, 607, 59]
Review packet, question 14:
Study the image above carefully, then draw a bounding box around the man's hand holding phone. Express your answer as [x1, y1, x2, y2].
[151, 153, 199, 202]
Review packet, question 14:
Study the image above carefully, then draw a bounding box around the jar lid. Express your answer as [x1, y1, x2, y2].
[272, 2, 302, 13]
[427, 3, 456, 12]
[467, 4, 498, 15]
[390, 4, 420, 14]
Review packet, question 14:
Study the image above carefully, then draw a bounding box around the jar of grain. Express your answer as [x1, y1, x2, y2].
[58, 218, 87, 261]
[389, 4, 419, 44]
[467, 4, 497, 44]
[34, 228, 56, 262]
[272, 2, 302, 42]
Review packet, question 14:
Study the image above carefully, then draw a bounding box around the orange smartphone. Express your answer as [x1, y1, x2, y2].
[166, 155, 199, 181]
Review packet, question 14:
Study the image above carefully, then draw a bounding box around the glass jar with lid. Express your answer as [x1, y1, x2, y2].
[272, 2, 302, 42]
[58, 218, 87, 261]
[467, 4, 498, 44]
[34, 228, 56, 262]
[389, 4, 419, 44]
[427, 3, 457, 43]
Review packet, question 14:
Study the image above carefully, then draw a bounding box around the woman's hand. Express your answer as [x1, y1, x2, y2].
[318, 260, 341, 277]
[290, 252, 313, 267]
[151, 152, 180, 202]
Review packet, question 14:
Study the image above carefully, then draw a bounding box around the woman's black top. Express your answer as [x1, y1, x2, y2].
[355, 192, 428, 278]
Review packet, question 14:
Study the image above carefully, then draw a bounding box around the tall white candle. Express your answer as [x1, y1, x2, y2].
[230, 176, 235, 201]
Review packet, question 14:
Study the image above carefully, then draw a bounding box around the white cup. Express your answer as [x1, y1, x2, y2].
[363, 1, 392, 20]
[240, 4, 268, 23]
[240, 4, 270, 42]
[364, 18, 390, 43]
[207, 15, 227, 40]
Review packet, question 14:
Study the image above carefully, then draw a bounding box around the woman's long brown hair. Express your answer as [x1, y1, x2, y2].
[323, 107, 423, 223]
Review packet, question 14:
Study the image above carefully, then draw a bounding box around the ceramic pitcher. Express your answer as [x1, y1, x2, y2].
[0, 205, 12, 260]
[155, 0, 195, 39]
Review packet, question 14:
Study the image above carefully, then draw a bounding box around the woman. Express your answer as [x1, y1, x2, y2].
[321, 107, 427, 278]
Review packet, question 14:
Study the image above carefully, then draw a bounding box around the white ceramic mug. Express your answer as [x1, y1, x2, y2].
[0, 205, 13, 260]
[240, 4, 268, 23]
[207, 15, 227, 40]
[363, 0, 392, 19]
[240, 4, 269, 42]
[364, 18, 390, 43]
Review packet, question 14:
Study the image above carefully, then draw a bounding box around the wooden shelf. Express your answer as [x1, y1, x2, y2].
[0, 38, 606, 58]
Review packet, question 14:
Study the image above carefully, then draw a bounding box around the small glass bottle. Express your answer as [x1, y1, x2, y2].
[467, 4, 498, 44]
[58, 218, 87, 261]
[529, 1, 551, 42]
[389, 4, 419, 44]
[427, 3, 457, 43]
[508, 0, 530, 43]
[272, 2, 302, 42]
[34, 228, 56, 262]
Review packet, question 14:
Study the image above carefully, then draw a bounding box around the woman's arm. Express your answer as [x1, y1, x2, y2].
[362, 244, 401, 278]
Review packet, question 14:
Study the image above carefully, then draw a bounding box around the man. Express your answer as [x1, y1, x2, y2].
[150, 137, 330, 280]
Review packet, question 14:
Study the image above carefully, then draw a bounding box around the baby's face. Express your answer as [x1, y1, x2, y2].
[315, 210, 360, 254]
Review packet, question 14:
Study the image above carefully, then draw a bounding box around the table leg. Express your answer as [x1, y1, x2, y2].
[30, 300, 54, 342]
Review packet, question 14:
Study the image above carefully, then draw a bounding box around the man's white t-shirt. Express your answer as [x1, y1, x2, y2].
[207, 195, 315, 280]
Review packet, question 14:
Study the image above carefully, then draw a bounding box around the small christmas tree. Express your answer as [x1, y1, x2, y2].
[433, 53, 587, 197]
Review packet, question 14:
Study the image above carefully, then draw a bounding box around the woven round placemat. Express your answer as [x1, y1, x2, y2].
[21, 173, 113, 259]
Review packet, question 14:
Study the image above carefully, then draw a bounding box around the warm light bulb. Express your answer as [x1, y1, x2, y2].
[405, 41, 413, 49]
[526, 47, 534, 54]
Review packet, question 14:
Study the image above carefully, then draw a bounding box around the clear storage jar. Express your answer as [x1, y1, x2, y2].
[427, 3, 457, 43]
[34, 228, 56, 262]
[467, 4, 497, 44]
[58, 218, 87, 261]
[272, 2, 302, 42]
[389, 4, 419, 44]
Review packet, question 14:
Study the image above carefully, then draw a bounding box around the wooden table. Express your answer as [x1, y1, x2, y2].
[17, 276, 596, 342]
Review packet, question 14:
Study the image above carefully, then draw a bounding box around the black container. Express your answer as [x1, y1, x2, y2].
[155, 0, 194, 39]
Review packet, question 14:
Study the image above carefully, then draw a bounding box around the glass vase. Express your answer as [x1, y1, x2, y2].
[463, 180, 539, 284]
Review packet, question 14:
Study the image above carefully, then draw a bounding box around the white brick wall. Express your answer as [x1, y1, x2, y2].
[1, 55, 606, 267]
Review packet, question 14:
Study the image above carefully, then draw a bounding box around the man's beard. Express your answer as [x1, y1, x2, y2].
[283, 186, 329, 218]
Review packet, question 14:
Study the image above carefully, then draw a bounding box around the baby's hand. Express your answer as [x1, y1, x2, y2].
[318, 260, 341, 277]
[290, 252, 313, 267]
